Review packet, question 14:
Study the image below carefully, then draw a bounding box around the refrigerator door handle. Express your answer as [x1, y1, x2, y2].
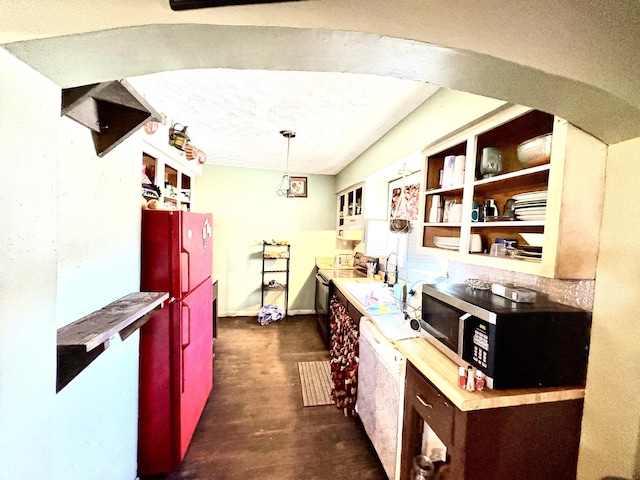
[181, 302, 191, 393]
[181, 251, 190, 294]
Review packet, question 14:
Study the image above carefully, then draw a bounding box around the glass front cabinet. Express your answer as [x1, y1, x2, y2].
[337, 183, 365, 240]
[142, 149, 195, 211]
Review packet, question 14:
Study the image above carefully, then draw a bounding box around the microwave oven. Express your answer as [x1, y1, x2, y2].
[420, 283, 591, 390]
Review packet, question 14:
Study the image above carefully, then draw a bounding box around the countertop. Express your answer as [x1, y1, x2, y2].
[315, 257, 355, 270]
[331, 278, 586, 412]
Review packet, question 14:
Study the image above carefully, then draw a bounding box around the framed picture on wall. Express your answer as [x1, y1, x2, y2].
[289, 176, 308, 198]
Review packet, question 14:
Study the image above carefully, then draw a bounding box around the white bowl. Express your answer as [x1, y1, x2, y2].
[517, 134, 552, 167]
[518, 233, 544, 247]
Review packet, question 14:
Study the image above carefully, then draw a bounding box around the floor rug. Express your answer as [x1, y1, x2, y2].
[298, 360, 334, 407]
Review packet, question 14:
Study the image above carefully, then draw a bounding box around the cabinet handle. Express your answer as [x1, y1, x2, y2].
[416, 394, 433, 409]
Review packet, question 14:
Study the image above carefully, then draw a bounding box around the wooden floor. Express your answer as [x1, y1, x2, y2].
[143, 315, 387, 480]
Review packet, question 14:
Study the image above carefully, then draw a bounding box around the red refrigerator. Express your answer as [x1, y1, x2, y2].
[138, 210, 214, 476]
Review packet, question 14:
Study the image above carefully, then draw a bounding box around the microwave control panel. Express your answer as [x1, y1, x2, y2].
[462, 318, 495, 374]
[471, 324, 490, 368]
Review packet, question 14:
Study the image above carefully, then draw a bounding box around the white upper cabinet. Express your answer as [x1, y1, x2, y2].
[142, 141, 201, 211]
[337, 181, 388, 241]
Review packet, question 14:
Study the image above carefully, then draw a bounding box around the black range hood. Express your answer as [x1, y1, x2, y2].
[170, 0, 304, 10]
[62, 79, 161, 157]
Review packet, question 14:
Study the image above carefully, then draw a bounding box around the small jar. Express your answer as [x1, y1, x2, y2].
[412, 454, 436, 480]
[465, 366, 475, 391]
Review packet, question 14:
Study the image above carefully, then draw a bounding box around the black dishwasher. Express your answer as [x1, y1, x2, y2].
[315, 270, 332, 348]
[315, 253, 378, 348]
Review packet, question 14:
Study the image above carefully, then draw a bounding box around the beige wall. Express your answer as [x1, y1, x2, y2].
[194, 165, 338, 315]
[337, 88, 505, 191]
[577, 137, 640, 479]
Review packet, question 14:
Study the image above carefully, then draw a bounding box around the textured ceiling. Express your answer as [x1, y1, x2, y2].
[126, 69, 440, 175]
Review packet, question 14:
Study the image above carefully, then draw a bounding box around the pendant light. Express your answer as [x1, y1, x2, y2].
[276, 130, 296, 198]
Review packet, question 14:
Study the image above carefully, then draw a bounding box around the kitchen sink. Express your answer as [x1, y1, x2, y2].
[343, 282, 419, 341]
[343, 282, 390, 307]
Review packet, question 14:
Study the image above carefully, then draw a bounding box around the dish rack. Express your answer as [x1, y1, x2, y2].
[393, 296, 422, 322]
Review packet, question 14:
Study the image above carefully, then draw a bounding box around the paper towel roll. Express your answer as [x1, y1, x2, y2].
[453, 155, 466, 185]
[428, 195, 442, 223]
[441, 155, 456, 188]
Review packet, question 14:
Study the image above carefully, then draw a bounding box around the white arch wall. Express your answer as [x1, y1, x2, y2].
[1, 0, 639, 103]
[2, 0, 640, 144]
[4, 22, 640, 146]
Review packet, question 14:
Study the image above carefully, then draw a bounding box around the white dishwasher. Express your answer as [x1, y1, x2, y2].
[357, 317, 405, 480]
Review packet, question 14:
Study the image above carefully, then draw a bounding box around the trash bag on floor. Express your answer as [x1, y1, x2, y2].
[258, 304, 284, 325]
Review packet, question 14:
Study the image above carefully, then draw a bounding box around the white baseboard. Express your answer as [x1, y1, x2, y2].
[220, 309, 317, 317]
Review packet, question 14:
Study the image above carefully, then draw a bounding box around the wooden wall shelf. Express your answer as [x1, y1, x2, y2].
[56, 291, 169, 392]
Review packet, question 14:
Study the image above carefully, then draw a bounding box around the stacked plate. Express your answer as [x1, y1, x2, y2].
[513, 190, 547, 221]
[515, 231, 543, 262]
[433, 236, 460, 250]
[515, 245, 543, 262]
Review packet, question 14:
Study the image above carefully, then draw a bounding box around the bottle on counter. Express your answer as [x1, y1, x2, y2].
[475, 370, 485, 391]
[465, 366, 475, 392]
[458, 366, 466, 388]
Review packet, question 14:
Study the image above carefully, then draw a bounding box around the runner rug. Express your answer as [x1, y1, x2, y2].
[298, 360, 334, 407]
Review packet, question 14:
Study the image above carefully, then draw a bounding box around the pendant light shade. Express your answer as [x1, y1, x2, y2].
[276, 130, 296, 198]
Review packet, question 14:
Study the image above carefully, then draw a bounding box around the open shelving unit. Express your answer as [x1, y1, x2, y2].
[261, 241, 290, 318]
[418, 105, 607, 279]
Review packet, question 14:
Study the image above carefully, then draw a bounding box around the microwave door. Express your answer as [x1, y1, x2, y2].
[420, 321, 450, 344]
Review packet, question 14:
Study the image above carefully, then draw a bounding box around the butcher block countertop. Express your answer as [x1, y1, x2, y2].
[331, 278, 586, 412]
[394, 338, 585, 411]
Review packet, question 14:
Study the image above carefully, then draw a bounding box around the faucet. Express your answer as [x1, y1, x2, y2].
[384, 251, 399, 285]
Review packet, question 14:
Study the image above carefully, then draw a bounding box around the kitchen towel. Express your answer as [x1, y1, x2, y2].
[298, 361, 333, 407]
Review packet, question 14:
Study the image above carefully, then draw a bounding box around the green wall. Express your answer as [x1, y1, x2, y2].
[194, 165, 338, 315]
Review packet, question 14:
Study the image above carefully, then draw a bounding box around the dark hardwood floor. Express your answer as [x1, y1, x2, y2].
[143, 315, 387, 480]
